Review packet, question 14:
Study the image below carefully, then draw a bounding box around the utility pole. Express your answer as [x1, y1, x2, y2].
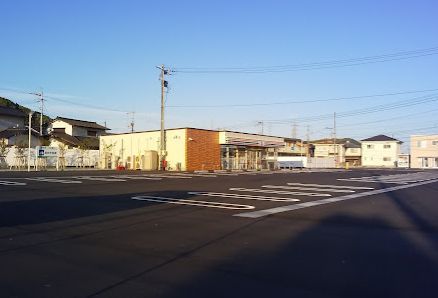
[157, 65, 170, 170]
[30, 91, 44, 136]
[127, 112, 135, 133]
[292, 122, 297, 139]
[306, 125, 310, 158]
[258, 121, 264, 135]
[333, 112, 337, 166]
[27, 112, 32, 172]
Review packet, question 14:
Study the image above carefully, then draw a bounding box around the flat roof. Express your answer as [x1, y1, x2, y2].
[102, 127, 286, 139]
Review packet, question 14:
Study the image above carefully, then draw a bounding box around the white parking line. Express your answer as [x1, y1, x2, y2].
[337, 178, 407, 184]
[0, 180, 27, 186]
[235, 178, 438, 218]
[131, 196, 255, 210]
[74, 176, 127, 182]
[262, 185, 354, 193]
[141, 174, 192, 179]
[286, 183, 374, 190]
[170, 173, 217, 178]
[25, 178, 82, 184]
[229, 187, 331, 197]
[113, 175, 162, 180]
[188, 192, 301, 202]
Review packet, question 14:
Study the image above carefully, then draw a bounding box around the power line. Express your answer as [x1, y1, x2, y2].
[221, 93, 438, 130]
[166, 87, 438, 108]
[336, 107, 438, 128]
[0, 87, 132, 113]
[172, 46, 438, 74]
[263, 94, 438, 124]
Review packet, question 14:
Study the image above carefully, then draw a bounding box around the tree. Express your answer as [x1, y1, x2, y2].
[0, 139, 9, 168]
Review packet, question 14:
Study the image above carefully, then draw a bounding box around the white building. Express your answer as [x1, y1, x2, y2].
[50, 117, 108, 138]
[49, 117, 109, 149]
[311, 138, 361, 166]
[410, 135, 438, 168]
[99, 128, 283, 171]
[361, 135, 402, 167]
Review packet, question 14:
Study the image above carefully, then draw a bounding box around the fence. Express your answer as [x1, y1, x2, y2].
[278, 156, 336, 168]
[1, 148, 100, 169]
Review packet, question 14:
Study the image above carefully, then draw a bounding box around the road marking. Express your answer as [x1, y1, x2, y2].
[113, 175, 162, 180]
[170, 173, 217, 178]
[235, 178, 438, 218]
[131, 196, 255, 210]
[337, 178, 407, 184]
[25, 178, 82, 184]
[229, 187, 331, 197]
[286, 183, 374, 190]
[262, 185, 354, 193]
[141, 174, 192, 179]
[0, 180, 27, 186]
[74, 176, 127, 182]
[188, 192, 301, 202]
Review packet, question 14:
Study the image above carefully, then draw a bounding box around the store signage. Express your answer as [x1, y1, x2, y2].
[36, 146, 58, 158]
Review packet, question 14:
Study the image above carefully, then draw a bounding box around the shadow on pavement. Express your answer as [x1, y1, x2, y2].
[146, 214, 438, 298]
[0, 191, 199, 228]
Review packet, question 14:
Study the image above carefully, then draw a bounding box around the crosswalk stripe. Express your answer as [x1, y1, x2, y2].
[131, 196, 255, 210]
[229, 187, 331, 197]
[262, 185, 354, 193]
[188, 192, 300, 202]
[25, 178, 82, 184]
[286, 183, 374, 190]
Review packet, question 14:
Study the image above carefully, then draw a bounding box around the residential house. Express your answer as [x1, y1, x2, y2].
[0, 106, 25, 131]
[361, 135, 402, 167]
[48, 117, 109, 150]
[278, 138, 308, 157]
[410, 135, 438, 168]
[0, 127, 42, 147]
[311, 138, 361, 166]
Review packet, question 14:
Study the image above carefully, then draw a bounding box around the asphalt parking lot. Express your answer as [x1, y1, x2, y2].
[1, 169, 438, 297]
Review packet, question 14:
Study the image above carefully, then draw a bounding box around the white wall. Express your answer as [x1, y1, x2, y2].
[3, 148, 99, 168]
[361, 141, 400, 167]
[51, 120, 73, 135]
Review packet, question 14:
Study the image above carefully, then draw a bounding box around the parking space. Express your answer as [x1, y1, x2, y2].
[0, 169, 347, 188]
[2, 170, 438, 218]
[119, 171, 438, 217]
[1, 169, 438, 298]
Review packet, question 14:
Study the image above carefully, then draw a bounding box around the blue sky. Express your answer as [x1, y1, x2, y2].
[1, 0, 437, 151]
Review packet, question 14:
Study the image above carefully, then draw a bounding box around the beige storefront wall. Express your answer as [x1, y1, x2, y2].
[100, 129, 187, 170]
